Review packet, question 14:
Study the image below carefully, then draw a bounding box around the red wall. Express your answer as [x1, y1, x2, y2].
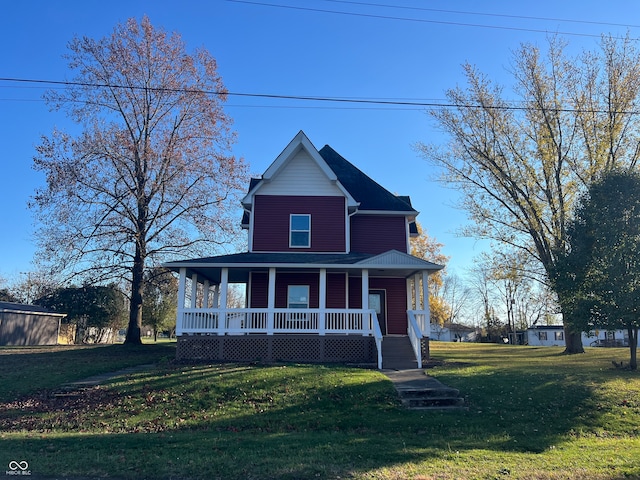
[348, 276, 407, 335]
[250, 272, 408, 335]
[350, 215, 407, 254]
[252, 196, 346, 252]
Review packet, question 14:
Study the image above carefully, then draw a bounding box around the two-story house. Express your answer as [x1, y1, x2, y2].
[164, 131, 443, 368]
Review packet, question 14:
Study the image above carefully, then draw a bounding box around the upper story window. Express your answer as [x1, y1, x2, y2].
[290, 214, 311, 248]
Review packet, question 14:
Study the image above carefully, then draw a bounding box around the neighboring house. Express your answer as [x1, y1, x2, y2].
[430, 322, 478, 342]
[526, 325, 566, 347]
[0, 302, 66, 346]
[526, 325, 629, 347]
[581, 329, 629, 347]
[165, 131, 443, 368]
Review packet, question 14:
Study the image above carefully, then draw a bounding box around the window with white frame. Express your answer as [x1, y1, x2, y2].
[287, 285, 309, 309]
[290, 214, 311, 248]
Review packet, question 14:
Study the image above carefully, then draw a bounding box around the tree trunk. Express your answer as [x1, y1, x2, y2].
[124, 245, 145, 345]
[629, 327, 638, 371]
[558, 309, 585, 354]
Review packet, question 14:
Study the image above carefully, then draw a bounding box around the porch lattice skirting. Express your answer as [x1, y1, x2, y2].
[176, 334, 377, 364]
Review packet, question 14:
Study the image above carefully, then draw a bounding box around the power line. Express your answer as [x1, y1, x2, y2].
[321, 0, 640, 30]
[225, 0, 635, 40]
[0, 76, 638, 115]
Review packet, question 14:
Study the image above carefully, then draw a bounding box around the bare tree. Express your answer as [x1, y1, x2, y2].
[418, 35, 640, 353]
[31, 17, 248, 344]
[410, 221, 450, 325]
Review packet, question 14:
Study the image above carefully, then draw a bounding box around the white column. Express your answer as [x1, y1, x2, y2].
[319, 269, 326, 335]
[213, 284, 220, 309]
[422, 270, 431, 333]
[203, 280, 211, 308]
[267, 268, 276, 334]
[219, 268, 228, 335]
[414, 273, 421, 310]
[176, 268, 187, 335]
[361, 269, 369, 309]
[406, 277, 413, 312]
[190, 273, 198, 308]
[361, 269, 369, 335]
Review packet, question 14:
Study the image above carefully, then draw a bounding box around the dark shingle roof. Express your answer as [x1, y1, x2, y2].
[0, 302, 62, 314]
[318, 145, 416, 213]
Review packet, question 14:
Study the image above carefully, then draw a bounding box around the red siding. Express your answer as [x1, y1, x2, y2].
[350, 215, 408, 254]
[251, 271, 407, 334]
[252, 196, 346, 252]
[326, 273, 347, 308]
[275, 272, 319, 308]
[371, 278, 407, 335]
[249, 272, 268, 308]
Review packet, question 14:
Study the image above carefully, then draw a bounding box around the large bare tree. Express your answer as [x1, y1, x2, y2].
[31, 16, 248, 344]
[418, 35, 640, 353]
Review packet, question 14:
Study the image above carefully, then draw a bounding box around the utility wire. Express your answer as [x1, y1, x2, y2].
[1, 76, 638, 115]
[321, 0, 640, 30]
[226, 0, 635, 40]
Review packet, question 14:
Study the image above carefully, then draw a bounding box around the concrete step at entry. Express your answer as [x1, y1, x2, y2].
[382, 335, 418, 370]
[383, 369, 467, 411]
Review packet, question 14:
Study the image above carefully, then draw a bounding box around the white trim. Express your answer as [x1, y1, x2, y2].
[241, 131, 358, 210]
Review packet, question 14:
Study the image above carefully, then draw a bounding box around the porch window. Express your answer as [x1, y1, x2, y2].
[287, 285, 309, 309]
[290, 214, 311, 248]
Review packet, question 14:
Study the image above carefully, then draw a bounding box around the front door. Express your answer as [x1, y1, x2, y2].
[368, 290, 387, 335]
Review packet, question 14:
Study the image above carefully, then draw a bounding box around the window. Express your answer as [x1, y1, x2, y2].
[554, 331, 564, 341]
[287, 285, 309, 309]
[290, 214, 311, 248]
[539, 331, 548, 341]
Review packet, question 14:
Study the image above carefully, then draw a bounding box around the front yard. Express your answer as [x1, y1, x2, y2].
[0, 342, 638, 479]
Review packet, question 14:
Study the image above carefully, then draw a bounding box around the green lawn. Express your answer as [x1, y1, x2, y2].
[0, 342, 638, 479]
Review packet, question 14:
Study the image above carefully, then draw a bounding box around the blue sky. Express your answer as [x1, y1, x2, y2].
[2, 0, 639, 284]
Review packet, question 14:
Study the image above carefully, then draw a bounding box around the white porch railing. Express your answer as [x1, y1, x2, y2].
[407, 310, 430, 369]
[177, 308, 381, 336]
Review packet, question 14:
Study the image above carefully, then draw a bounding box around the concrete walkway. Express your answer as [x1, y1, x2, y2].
[382, 368, 450, 390]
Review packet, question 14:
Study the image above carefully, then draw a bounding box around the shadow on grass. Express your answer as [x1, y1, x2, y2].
[0, 343, 176, 401]
[1, 347, 638, 479]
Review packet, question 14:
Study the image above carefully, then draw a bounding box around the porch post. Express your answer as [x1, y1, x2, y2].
[190, 273, 199, 309]
[176, 268, 187, 336]
[212, 284, 220, 308]
[414, 273, 421, 310]
[319, 268, 326, 335]
[267, 267, 276, 334]
[406, 277, 413, 312]
[361, 269, 369, 334]
[422, 270, 431, 332]
[203, 279, 211, 308]
[219, 268, 228, 335]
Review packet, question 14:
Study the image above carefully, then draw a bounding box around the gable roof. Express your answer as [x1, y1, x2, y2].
[242, 131, 418, 216]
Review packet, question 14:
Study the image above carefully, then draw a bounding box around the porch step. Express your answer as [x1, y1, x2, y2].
[382, 335, 418, 370]
[383, 370, 467, 411]
[397, 387, 466, 410]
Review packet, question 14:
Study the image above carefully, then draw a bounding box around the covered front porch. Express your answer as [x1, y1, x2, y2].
[165, 251, 440, 369]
